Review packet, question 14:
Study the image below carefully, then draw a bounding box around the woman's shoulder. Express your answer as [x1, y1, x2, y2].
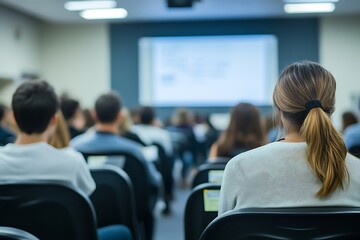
[228, 142, 307, 167]
[346, 153, 360, 168]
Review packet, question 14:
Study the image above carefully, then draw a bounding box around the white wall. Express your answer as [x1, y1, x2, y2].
[0, 6, 41, 104]
[40, 23, 110, 108]
[320, 16, 360, 129]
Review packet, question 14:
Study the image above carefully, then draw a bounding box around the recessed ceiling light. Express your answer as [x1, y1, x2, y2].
[80, 8, 128, 19]
[284, 3, 335, 14]
[64, 1, 117, 11]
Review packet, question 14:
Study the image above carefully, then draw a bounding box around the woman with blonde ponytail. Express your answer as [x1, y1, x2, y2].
[219, 61, 360, 215]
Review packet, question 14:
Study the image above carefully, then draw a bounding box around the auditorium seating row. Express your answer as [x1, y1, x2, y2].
[0, 147, 157, 240]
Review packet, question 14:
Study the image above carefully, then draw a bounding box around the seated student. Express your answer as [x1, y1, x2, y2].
[219, 61, 360, 215]
[209, 103, 266, 161]
[71, 92, 159, 240]
[343, 108, 360, 149]
[131, 106, 173, 157]
[342, 111, 358, 133]
[0, 104, 16, 146]
[167, 108, 197, 182]
[0, 81, 132, 240]
[131, 106, 174, 214]
[60, 97, 86, 139]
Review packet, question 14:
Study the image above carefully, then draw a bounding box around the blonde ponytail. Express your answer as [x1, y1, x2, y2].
[273, 61, 349, 199]
[300, 107, 348, 198]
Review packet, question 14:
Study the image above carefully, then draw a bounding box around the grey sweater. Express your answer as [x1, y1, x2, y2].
[219, 142, 360, 215]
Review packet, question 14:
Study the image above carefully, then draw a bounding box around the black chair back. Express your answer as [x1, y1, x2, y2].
[0, 182, 97, 240]
[200, 207, 360, 240]
[0, 227, 39, 240]
[184, 183, 220, 240]
[192, 163, 226, 189]
[349, 145, 360, 158]
[90, 166, 139, 240]
[83, 151, 155, 240]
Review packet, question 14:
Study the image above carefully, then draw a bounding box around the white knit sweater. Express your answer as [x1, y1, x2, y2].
[219, 142, 360, 215]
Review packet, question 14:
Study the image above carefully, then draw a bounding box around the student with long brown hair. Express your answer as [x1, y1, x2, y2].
[209, 103, 265, 160]
[219, 61, 360, 215]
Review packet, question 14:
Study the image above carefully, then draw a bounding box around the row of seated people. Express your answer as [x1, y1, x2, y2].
[0, 82, 160, 240]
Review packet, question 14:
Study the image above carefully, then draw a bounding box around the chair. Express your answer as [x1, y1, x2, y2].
[349, 145, 360, 158]
[90, 165, 140, 240]
[0, 227, 39, 240]
[152, 143, 174, 213]
[200, 207, 360, 240]
[0, 182, 98, 240]
[184, 183, 221, 240]
[83, 151, 156, 240]
[192, 163, 226, 188]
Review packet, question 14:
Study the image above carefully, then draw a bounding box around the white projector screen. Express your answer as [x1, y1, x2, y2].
[139, 35, 278, 107]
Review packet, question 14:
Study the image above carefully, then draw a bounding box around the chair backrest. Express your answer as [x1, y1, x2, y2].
[184, 183, 221, 240]
[90, 166, 139, 240]
[349, 145, 360, 158]
[82, 151, 152, 225]
[200, 207, 360, 240]
[0, 227, 39, 240]
[192, 163, 226, 189]
[0, 182, 97, 240]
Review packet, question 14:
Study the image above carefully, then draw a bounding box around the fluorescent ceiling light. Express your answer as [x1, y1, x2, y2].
[80, 8, 128, 19]
[284, 3, 335, 14]
[284, 0, 338, 2]
[65, 1, 117, 11]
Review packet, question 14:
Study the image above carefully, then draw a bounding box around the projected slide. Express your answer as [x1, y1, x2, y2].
[139, 35, 278, 107]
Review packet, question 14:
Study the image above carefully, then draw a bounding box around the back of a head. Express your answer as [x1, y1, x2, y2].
[95, 92, 122, 124]
[173, 108, 191, 126]
[12, 81, 59, 134]
[273, 61, 347, 198]
[218, 103, 264, 156]
[60, 97, 80, 122]
[140, 106, 155, 125]
[342, 111, 358, 131]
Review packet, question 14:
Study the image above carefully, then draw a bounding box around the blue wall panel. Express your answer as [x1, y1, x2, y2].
[110, 18, 319, 118]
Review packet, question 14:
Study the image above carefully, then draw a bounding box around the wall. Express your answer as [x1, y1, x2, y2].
[40, 23, 110, 108]
[110, 18, 319, 118]
[0, 6, 41, 104]
[320, 16, 360, 129]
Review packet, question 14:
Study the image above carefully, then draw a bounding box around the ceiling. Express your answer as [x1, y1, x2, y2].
[1, 0, 360, 23]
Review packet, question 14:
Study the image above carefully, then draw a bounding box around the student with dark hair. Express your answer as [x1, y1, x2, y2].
[60, 97, 85, 138]
[0, 103, 16, 146]
[342, 111, 358, 132]
[0, 82, 132, 240]
[343, 109, 360, 149]
[0, 81, 94, 193]
[219, 62, 360, 215]
[72, 93, 160, 240]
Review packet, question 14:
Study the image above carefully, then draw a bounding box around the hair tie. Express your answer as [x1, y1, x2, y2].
[305, 100, 323, 113]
